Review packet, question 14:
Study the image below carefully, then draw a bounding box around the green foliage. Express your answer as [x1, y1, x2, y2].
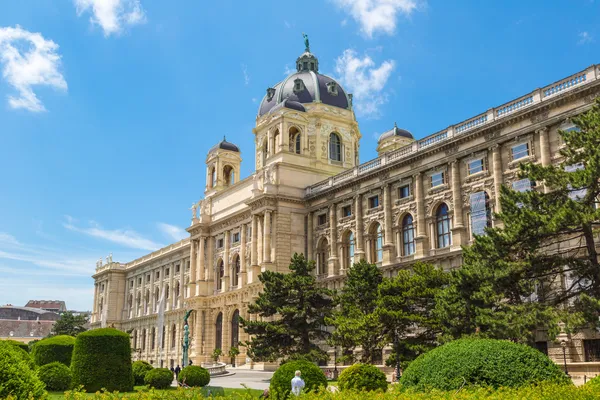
[377, 262, 449, 369]
[51, 311, 88, 337]
[400, 338, 571, 391]
[338, 363, 387, 392]
[132, 360, 154, 386]
[212, 348, 222, 362]
[326, 260, 385, 364]
[1, 339, 29, 353]
[143, 368, 173, 389]
[70, 327, 134, 393]
[228, 346, 239, 358]
[270, 360, 327, 399]
[0, 341, 47, 399]
[177, 366, 210, 387]
[240, 253, 334, 363]
[32, 335, 76, 366]
[37, 361, 72, 391]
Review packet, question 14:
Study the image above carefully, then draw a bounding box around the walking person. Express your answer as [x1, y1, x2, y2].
[174, 364, 181, 380]
[291, 370, 305, 396]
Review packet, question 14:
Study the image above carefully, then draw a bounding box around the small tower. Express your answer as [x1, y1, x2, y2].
[376, 123, 415, 156]
[205, 137, 242, 195]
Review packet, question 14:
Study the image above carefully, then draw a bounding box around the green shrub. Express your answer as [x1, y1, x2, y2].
[70, 327, 134, 392]
[270, 360, 327, 399]
[177, 365, 210, 387]
[0, 341, 47, 399]
[132, 360, 154, 386]
[1, 339, 30, 353]
[144, 368, 173, 389]
[31, 335, 76, 366]
[37, 361, 72, 391]
[338, 363, 388, 392]
[400, 338, 571, 391]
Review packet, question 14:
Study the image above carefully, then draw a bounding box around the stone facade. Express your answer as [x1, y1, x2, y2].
[91, 48, 600, 377]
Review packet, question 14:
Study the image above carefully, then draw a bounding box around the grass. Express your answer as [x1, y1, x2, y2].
[48, 385, 262, 399]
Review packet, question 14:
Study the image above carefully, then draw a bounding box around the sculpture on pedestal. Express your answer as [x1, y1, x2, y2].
[182, 309, 195, 367]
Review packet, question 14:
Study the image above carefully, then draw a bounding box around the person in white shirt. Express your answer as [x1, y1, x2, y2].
[291, 370, 305, 396]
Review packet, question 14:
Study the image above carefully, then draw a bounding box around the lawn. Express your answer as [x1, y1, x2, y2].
[48, 386, 263, 399]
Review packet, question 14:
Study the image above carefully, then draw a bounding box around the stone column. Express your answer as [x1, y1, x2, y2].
[168, 264, 175, 310]
[538, 127, 551, 167]
[178, 262, 184, 307]
[198, 237, 205, 281]
[307, 212, 314, 261]
[328, 204, 338, 277]
[189, 239, 197, 295]
[263, 211, 272, 264]
[354, 194, 365, 259]
[150, 267, 155, 313]
[223, 231, 230, 292]
[133, 274, 138, 317]
[382, 183, 395, 264]
[251, 215, 260, 282]
[93, 283, 98, 320]
[414, 173, 429, 257]
[450, 160, 466, 247]
[206, 237, 214, 283]
[240, 224, 247, 287]
[491, 145, 503, 215]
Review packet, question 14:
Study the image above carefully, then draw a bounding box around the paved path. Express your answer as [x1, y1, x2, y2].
[209, 370, 274, 391]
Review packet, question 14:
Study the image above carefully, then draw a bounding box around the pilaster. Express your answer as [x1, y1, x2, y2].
[251, 214, 260, 281]
[382, 183, 395, 264]
[307, 212, 314, 261]
[223, 230, 230, 292]
[328, 204, 338, 277]
[414, 172, 429, 256]
[354, 194, 365, 259]
[240, 223, 247, 287]
[450, 160, 466, 248]
[189, 239, 197, 295]
[491, 145, 504, 227]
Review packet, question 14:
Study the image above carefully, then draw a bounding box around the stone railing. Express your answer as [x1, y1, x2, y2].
[201, 362, 228, 376]
[125, 238, 190, 269]
[306, 64, 599, 197]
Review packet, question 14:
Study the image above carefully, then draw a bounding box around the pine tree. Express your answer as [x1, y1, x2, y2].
[50, 311, 89, 337]
[326, 259, 385, 364]
[240, 253, 334, 363]
[436, 98, 600, 343]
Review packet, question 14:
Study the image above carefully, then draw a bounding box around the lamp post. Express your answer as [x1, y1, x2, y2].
[560, 340, 569, 377]
[333, 346, 338, 379]
[394, 329, 401, 382]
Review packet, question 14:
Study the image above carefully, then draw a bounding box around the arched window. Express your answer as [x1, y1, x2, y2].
[231, 310, 240, 348]
[171, 324, 176, 348]
[215, 312, 223, 350]
[141, 329, 146, 351]
[174, 282, 180, 307]
[210, 166, 216, 188]
[132, 330, 137, 349]
[127, 294, 132, 309]
[273, 129, 280, 153]
[316, 238, 329, 276]
[161, 326, 166, 349]
[144, 289, 149, 313]
[216, 260, 224, 291]
[151, 327, 155, 350]
[470, 191, 492, 237]
[232, 255, 240, 287]
[343, 231, 355, 269]
[165, 285, 170, 300]
[223, 165, 234, 186]
[402, 214, 415, 256]
[436, 203, 452, 248]
[329, 133, 342, 162]
[289, 127, 301, 154]
[369, 223, 383, 263]
[154, 287, 159, 312]
[295, 133, 302, 154]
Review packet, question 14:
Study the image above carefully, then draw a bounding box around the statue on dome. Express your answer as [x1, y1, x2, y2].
[302, 32, 310, 52]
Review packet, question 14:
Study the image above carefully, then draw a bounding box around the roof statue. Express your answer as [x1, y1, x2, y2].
[302, 32, 310, 52]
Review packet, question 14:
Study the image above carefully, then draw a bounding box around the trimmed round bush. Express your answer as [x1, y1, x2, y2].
[177, 366, 210, 387]
[0, 341, 47, 399]
[37, 362, 72, 391]
[400, 338, 571, 391]
[132, 360, 154, 386]
[338, 363, 388, 392]
[32, 335, 76, 366]
[144, 368, 173, 389]
[270, 360, 327, 399]
[70, 328, 134, 392]
[2, 339, 29, 353]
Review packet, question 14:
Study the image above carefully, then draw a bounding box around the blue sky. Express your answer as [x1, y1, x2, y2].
[0, 0, 598, 311]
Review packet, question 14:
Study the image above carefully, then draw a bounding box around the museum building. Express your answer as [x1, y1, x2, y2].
[91, 43, 600, 378]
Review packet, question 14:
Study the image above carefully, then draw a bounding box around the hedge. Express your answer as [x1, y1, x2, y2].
[144, 368, 173, 389]
[31, 335, 76, 366]
[400, 338, 571, 391]
[338, 363, 387, 392]
[70, 328, 134, 392]
[37, 361, 72, 391]
[177, 366, 210, 387]
[1, 339, 29, 353]
[133, 360, 154, 386]
[0, 341, 47, 399]
[270, 360, 327, 399]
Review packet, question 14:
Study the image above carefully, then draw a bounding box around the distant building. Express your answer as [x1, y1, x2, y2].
[25, 300, 67, 313]
[0, 305, 60, 342]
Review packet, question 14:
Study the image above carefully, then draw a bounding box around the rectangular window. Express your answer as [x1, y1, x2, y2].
[431, 172, 445, 188]
[342, 205, 352, 217]
[130, 280, 134, 288]
[565, 163, 587, 200]
[467, 159, 484, 175]
[512, 178, 534, 192]
[511, 143, 530, 160]
[317, 214, 327, 226]
[368, 195, 379, 209]
[534, 341, 548, 356]
[175, 265, 180, 273]
[217, 238, 224, 248]
[146, 274, 150, 282]
[155, 271, 160, 279]
[584, 339, 600, 362]
[470, 191, 490, 236]
[138, 277, 142, 285]
[247, 225, 252, 238]
[398, 185, 410, 199]
[186, 261, 190, 271]
[165, 268, 169, 277]
[232, 232, 240, 243]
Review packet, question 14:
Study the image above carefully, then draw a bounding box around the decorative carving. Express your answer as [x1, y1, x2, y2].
[585, 91, 600, 104]
[530, 111, 549, 124]
[485, 131, 500, 140]
[445, 146, 459, 156]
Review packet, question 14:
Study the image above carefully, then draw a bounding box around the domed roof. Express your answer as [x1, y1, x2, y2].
[378, 123, 414, 142]
[209, 137, 240, 153]
[258, 45, 352, 117]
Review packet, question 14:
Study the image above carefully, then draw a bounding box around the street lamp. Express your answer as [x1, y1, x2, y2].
[560, 340, 569, 377]
[333, 346, 338, 379]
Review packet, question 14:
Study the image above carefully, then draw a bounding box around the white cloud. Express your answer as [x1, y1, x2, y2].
[284, 20, 294, 29]
[334, 48, 395, 118]
[0, 26, 67, 112]
[333, 0, 421, 38]
[578, 31, 594, 45]
[74, 0, 146, 37]
[284, 64, 295, 75]
[63, 217, 163, 251]
[157, 223, 188, 242]
[242, 63, 250, 85]
[0, 232, 20, 246]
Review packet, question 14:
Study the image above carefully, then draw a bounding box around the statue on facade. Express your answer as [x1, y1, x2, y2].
[190, 202, 197, 220]
[302, 32, 310, 52]
[182, 309, 195, 367]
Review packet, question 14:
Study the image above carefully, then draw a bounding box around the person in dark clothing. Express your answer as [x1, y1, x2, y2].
[170, 366, 175, 377]
[174, 365, 181, 380]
